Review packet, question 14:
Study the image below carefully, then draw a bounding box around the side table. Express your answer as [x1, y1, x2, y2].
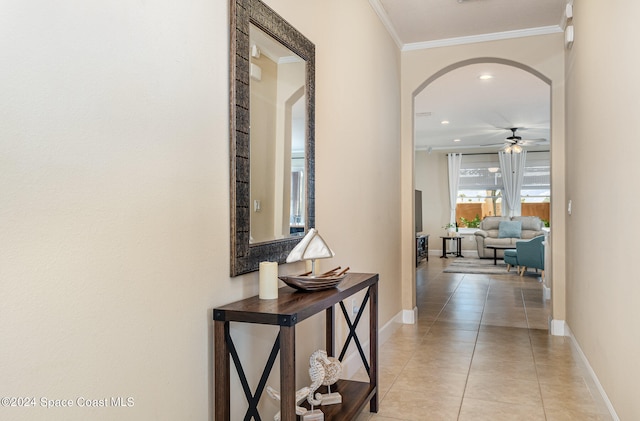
[440, 236, 463, 258]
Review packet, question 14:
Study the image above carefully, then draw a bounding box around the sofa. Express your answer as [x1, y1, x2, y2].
[474, 216, 544, 259]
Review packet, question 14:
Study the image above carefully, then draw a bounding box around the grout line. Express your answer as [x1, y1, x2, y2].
[455, 273, 490, 420]
[375, 258, 461, 417]
[523, 287, 550, 420]
[408, 263, 595, 420]
[412, 259, 560, 420]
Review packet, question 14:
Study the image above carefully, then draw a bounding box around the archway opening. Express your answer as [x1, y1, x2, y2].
[412, 58, 552, 317]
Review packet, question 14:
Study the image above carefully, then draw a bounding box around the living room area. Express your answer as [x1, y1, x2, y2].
[413, 70, 553, 291]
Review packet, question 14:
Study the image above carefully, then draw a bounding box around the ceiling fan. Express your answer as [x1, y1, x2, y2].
[482, 127, 547, 152]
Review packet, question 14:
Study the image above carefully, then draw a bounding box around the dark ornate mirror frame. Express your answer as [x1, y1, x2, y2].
[230, 0, 315, 276]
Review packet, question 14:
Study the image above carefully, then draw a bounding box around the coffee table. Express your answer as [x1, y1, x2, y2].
[486, 245, 515, 265]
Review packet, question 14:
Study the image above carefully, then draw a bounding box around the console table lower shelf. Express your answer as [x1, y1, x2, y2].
[301, 380, 376, 420]
[213, 272, 379, 421]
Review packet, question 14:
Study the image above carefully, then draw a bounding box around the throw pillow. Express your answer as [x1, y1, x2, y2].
[498, 220, 522, 238]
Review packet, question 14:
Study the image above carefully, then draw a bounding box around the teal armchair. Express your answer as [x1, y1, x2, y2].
[505, 235, 545, 279]
[503, 248, 519, 273]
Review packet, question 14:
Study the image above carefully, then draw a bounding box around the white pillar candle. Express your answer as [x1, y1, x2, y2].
[259, 261, 278, 299]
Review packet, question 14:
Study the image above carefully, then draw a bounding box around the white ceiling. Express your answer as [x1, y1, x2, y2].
[414, 62, 550, 152]
[370, 0, 567, 152]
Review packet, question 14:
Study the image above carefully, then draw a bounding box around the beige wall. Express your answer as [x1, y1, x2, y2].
[0, 1, 401, 420]
[400, 34, 566, 318]
[415, 151, 450, 240]
[565, 1, 640, 418]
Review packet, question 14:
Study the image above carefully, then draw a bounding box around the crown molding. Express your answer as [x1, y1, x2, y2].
[368, 0, 403, 49]
[402, 25, 563, 52]
[369, 0, 564, 52]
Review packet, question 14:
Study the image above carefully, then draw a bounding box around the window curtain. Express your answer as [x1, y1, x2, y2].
[447, 153, 462, 225]
[498, 150, 527, 217]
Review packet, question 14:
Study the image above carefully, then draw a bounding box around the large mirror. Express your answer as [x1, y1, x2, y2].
[230, 0, 315, 276]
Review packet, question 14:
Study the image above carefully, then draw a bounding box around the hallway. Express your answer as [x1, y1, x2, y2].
[356, 258, 612, 420]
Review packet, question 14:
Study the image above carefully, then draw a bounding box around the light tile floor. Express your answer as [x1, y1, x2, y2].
[355, 257, 612, 421]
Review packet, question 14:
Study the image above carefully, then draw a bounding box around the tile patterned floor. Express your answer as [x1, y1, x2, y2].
[355, 257, 612, 420]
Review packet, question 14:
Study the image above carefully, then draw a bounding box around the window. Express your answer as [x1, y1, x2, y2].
[456, 153, 550, 227]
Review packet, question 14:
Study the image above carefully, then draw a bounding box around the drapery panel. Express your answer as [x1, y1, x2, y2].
[447, 153, 462, 225]
[499, 150, 527, 217]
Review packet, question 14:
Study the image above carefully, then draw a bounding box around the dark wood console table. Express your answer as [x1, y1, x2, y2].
[213, 272, 379, 421]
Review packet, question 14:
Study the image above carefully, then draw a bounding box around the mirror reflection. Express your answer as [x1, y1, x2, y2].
[249, 24, 306, 244]
[229, 0, 315, 276]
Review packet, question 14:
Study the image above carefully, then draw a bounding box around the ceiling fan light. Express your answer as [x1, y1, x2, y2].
[512, 145, 523, 153]
[488, 167, 499, 173]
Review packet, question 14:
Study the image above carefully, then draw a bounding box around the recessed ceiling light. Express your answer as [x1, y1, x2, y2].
[478, 74, 493, 80]
[453, 139, 461, 142]
[441, 120, 450, 125]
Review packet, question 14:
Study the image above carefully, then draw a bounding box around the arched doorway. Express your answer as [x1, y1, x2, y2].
[412, 57, 553, 320]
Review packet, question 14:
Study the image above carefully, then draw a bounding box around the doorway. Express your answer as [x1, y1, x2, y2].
[412, 58, 552, 303]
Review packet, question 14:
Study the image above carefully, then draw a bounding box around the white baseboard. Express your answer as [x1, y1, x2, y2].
[341, 344, 367, 380]
[550, 318, 566, 336]
[431, 249, 479, 258]
[565, 324, 620, 421]
[342, 309, 404, 379]
[402, 307, 418, 324]
[543, 284, 551, 300]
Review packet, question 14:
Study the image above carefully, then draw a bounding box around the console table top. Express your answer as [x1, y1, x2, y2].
[213, 272, 379, 326]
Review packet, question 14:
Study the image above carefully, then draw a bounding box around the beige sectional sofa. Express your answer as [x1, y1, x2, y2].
[474, 216, 544, 259]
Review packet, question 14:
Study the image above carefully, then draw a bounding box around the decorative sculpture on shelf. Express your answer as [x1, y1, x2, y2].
[266, 386, 310, 421]
[279, 228, 349, 291]
[266, 349, 342, 421]
[286, 228, 335, 276]
[308, 350, 343, 406]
